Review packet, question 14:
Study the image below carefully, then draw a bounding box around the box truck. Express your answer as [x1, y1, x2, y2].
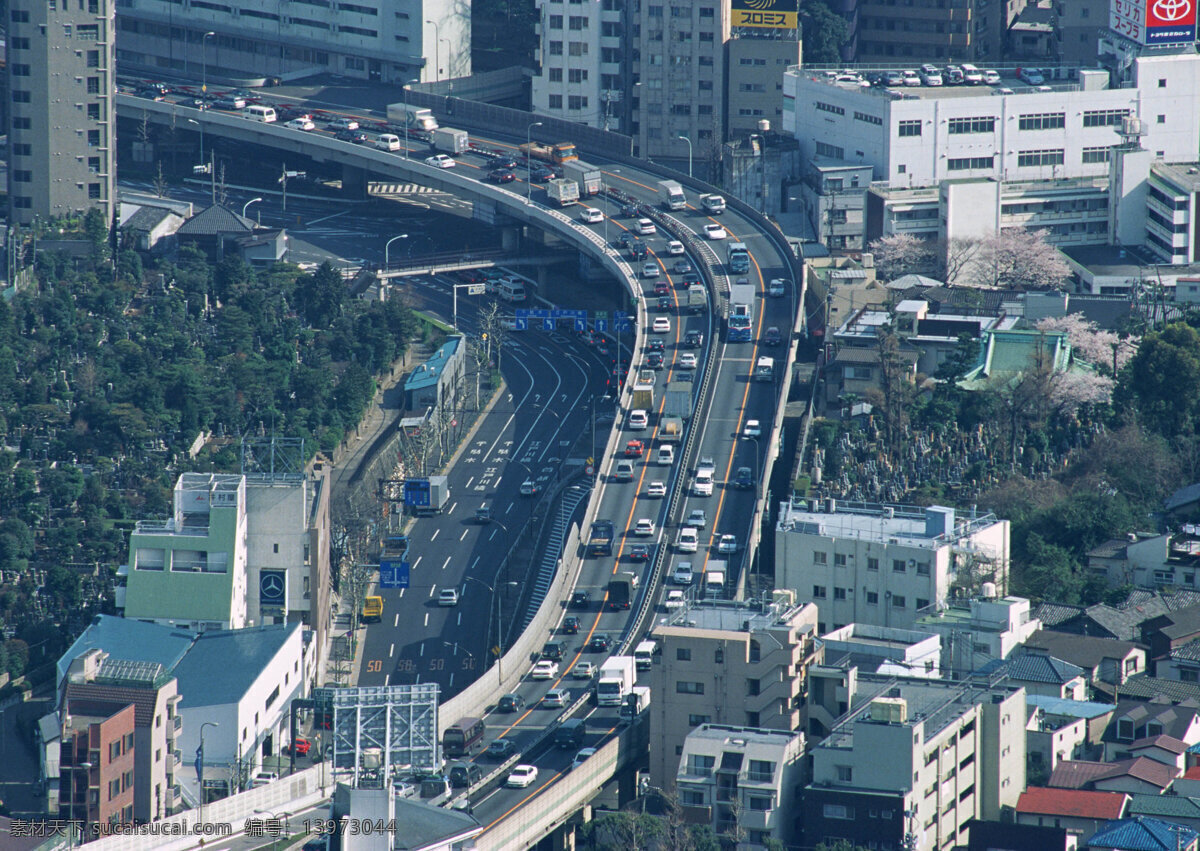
[563, 160, 602, 196]
[619, 686, 651, 722]
[588, 520, 615, 557]
[431, 127, 469, 155]
[657, 180, 686, 211]
[387, 104, 438, 132]
[547, 178, 580, 206]
[687, 283, 708, 314]
[597, 656, 636, 706]
[663, 382, 694, 420]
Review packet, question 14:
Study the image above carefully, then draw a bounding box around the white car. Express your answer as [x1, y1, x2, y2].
[684, 509, 707, 528]
[328, 116, 359, 130]
[628, 409, 649, 429]
[580, 207, 604, 224]
[666, 240, 685, 255]
[679, 353, 698, 369]
[507, 765, 539, 788]
[960, 63, 984, 84]
[672, 562, 694, 584]
[425, 154, 456, 168]
[285, 117, 316, 131]
[677, 527, 699, 553]
[647, 480, 667, 498]
[572, 662, 596, 679]
[531, 660, 559, 680]
[717, 534, 737, 554]
[634, 518, 656, 537]
[1017, 67, 1045, 85]
[652, 317, 671, 333]
[642, 262, 661, 279]
[743, 419, 762, 438]
[919, 64, 943, 86]
[637, 218, 657, 235]
[437, 588, 459, 607]
[901, 69, 921, 87]
[768, 278, 787, 297]
[543, 688, 571, 708]
[665, 590, 686, 610]
[656, 444, 675, 465]
[704, 224, 727, 240]
[982, 69, 1002, 85]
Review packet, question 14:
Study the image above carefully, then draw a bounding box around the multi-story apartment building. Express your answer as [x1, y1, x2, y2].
[1054, 0, 1109, 66]
[119, 468, 332, 679]
[775, 501, 1010, 632]
[55, 649, 182, 823]
[829, 0, 1025, 63]
[530, 0, 799, 164]
[648, 596, 821, 789]
[676, 724, 806, 848]
[60, 697, 137, 830]
[803, 674, 1027, 851]
[7, 0, 116, 225]
[784, 51, 1200, 190]
[113, 0, 465, 85]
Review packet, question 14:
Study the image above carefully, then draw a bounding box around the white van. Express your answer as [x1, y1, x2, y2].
[499, 280, 526, 302]
[633, 640, 657, 670]
[656, 444, 675, 466]
[376, 133, 401, 151]
[245, 105, 277, 123]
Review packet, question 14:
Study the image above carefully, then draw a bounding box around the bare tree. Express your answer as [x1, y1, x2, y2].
[153, 161, 169, 199]
[936, 237, 980, 287]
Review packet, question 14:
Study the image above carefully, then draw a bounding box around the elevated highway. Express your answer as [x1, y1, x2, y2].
[115, 92, 806, 846]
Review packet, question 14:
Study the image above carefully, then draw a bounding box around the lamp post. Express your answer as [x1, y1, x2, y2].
[201, 31, 215, 97]
[465, 577, 518, 680]
[425, 20, 440, 81]
[401, 78, 420, 155]
[69, 759, 93, 847]
[186, 118, 205, 169]
[526, 121, 543, 201]
[242, 197, 262, 219]
[254, 809, 293, 851]
[677, 134, 693, 179]
[385, 233, 409, 269]
[197, 722, 219, 828]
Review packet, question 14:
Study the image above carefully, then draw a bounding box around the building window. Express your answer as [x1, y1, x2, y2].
[815, 141, 844, 159]
[88, 183, 102, 199]
[1116, 718, 1134, 740]
[568, 95, 588, 110]
[568, 41, 588, 56]
[898, 120, 922, 137]
[813, 551, 827, 565]
[917, 598, 929, 610]
[835, 765, 853, 782]
[13, 197, 32, 209]
[676, 647, 691, 661]
[12, 144, 32, 157]
[1157, 114, 1166, 124]
[568, 14, 587, 28]
[948, 116, 996, 134]
[749, 640, 760, 663]
[866, 591, 879, 604]
[1082, 146, 1112, 164]
[688, 714, 711, 725]
[1182, 668, 1199, 682]
[824, 803, 854, 819]
[87, 50, 100, 68]
[87, 77, 101, 94]
[1018, 112, 1065, 130]
[916, 562, 930, 576]
[748, 796, 772, 812]
[1083, 108, 1129, 127]
[834, 553, 847, 567]
[10, 64, 31, 77]
[549, 14, 563, 27]
[834, 587, 847, 600]
[88, 130, 102, 147]
[892, 559, 907, 573]
[1017, 149, 1064, 167]
[854, 111, 883, 126]
[549, 41, 563, 55]
[568, 68, 587, 83]
[747, 678, 760, 696]
[892, 595, 907, 608]
[815, 101, 845, 116]
[12, 171, 31, 183]
[548, 94, 562, 109]
[12, 91, 31, 104]
[676, 681, 705, 694]
[948, 156, 995, 171]
[748, 759, 776, 781]
[714, 648, 724, 663]
[813, 586, 827, 599]
[87, 103, 102, 120]
[867, 557, 879, 572]
[687, 754, 715, 775]
[549, 68, 563, 82]
[12, 117, 31, 130]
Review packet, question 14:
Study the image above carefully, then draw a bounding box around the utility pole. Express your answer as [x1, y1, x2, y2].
[279, 164, 289, 214]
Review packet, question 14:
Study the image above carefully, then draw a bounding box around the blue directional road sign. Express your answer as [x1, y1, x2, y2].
[615, 320, 633, 332]
[574, 318, 587, 331]
[543, 318, 556, 331]
[594, 319, 609, 333]
[513, 317, 528, 330]
[404, 478, 431, 507]
[379, 559, 410, 589]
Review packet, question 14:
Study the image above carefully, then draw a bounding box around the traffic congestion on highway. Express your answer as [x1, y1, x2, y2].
[116, 75, 800, 834]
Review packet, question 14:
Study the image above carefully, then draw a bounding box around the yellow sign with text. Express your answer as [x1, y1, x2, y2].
[731, 0, 799, 28]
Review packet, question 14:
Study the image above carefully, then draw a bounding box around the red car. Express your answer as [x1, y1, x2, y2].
[283, 737, 311, 756]
[654, 280, 670, 296]
[624, 440, 645, 457]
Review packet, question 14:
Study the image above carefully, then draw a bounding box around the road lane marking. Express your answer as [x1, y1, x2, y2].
[431, 529, 440, 541]
[413, 556, 423, 569]
[448, 501, 457, 514]
[389, 642, 394, 657]
[442, 556, 452, 570]
[460, 529, 469, 541]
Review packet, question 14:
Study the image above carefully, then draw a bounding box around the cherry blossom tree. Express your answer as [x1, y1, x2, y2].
[972, 228, 1071, 290]
[867, 233, 934, 281]
[1036, 314, 1140, 376]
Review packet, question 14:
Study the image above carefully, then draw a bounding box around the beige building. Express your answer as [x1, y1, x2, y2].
[803, 673, 1027, 851]
[676, 724, 806, 849]
[648, 595, 820, 789]
[8, 0, 116, 225]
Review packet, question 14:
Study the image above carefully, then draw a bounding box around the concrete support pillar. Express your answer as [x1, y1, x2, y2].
[536, 823, 576, 851]
[500, 226, 520, 252]
[342, 164, 369, 200]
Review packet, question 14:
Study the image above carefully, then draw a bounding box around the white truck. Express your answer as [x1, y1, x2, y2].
[754, 356, 775, 382]
[563, 160, 602, 196]
[633, 640, 657, 671]
[700, 193, 726, 214]
[657, 180, 686, 211]
[686, 283, 707, 314]
[619, 685, 651, 722]
[547, 178, 580, 206]
[597, 656, 636, 707]
[663, 382, 694, 420]
[704, 561, 727, 599]
[431, 127, 469, 155]
[387, 104, 438, 132]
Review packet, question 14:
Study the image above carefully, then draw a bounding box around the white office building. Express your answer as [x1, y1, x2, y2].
[114, 0, 467, 84]
[783, 51, 1200, 189]
[775, 501, 1010, 632]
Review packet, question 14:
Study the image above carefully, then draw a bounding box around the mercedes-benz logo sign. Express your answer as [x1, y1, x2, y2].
[1153, 0, 1192, 22]
[260, 572, 285, 598]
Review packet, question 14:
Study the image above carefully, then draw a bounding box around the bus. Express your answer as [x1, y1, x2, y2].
[727, 242, 750, 274]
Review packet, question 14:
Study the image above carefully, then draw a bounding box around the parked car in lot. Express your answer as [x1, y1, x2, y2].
[1017, 67, 1045, 85]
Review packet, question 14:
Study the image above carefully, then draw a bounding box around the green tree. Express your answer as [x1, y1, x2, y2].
[801, 0, 849, 63]
[1122, 322, 1200, 437]
[1015, 532, 1081, 603]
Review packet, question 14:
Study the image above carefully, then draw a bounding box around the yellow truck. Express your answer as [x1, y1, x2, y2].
[362, 596, 383, 622]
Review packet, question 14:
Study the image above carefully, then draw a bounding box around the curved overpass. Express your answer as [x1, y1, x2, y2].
[116, 93, 806, 845]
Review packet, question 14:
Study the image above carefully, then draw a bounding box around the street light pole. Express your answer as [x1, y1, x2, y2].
[425, 20, 441, 82]
[385, 233, 409, 269]
[465, 577, 517, 680]
[197, 721, 219, 828]
[187, 118, 205, 170]
[677, 134, 693, 179]
[69, 759, 93, 846]
[242, 197, 263, 219]
[201, 31, 215, 97]
[526, 121, 543, 202]
[401, 78, 420, 156]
